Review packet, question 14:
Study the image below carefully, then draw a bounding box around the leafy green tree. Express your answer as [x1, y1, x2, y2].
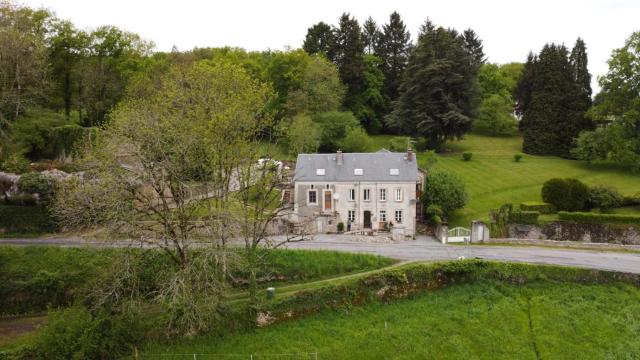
[284, 55, 345, 117]
[48, 19, 89, 119]
[340, 127, 373, 152]
[387, 21, 480, 149]
[286, 114, 320, 156]
[332, 13, 366, 114]
[351, 54, 385, 133]
[0, 2, 51, 128]
[302, 22, 334, 59]
[474, 94, 517, 136]
[313, 111, 360, 152]
[573, 31, 640, 170]
[376, 11, 411, 106]
[421, 171, 468, 218]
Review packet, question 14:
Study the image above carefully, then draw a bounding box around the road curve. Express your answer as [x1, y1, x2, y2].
[2, 235, 640, 274]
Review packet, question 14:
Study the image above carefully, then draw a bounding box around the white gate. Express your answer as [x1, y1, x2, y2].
[447, 227, 470, 243]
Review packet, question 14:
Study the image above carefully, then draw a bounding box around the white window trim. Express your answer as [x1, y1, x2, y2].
[363, 188, 371, 202]
[379, 210, 387, 222]
[379, 188, 386, 202]
[354, 168, 364, 176]
[348, 188, 355, 201]
[395, 188, 403, 202]
[307, 189, 318, 205]
[316, 168, 325, 176]
[348, 210, 356, 223]
[395, 210, 403, 223]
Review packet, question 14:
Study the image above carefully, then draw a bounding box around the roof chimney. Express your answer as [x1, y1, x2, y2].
[336, 149, 343, 165]
[407, 148, 414, 161]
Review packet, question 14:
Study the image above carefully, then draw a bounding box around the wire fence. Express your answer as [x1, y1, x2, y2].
[136, 352, 319, 360]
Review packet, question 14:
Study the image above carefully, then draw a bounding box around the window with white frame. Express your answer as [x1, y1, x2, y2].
[354, 168, 363, 176]
[395, 188, 403, 201]
[395, 210, 403, 223]
[316, 168, 325, 175]
[379, 188, 386, 201]
[348, 188, 355, 201]
[348, 210, 356, 223]
[363, 188, 371, 201]
[308, 189, 317, 204]
[379, 210, 387, 222]
[389, 168, 399, 176]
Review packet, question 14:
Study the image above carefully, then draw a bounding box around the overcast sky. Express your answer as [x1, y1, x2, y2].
[24, 0, 640, 91]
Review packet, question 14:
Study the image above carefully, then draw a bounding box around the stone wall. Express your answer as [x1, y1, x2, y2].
[508, 221, 640, 245]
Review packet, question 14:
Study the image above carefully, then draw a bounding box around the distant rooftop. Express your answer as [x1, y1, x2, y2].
[294, 150, 419, 182]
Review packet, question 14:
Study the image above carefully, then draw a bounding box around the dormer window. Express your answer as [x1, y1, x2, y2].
[354, 168, 363, 176]
[390, 168, 399, 176]
[316, 168, 325, 176]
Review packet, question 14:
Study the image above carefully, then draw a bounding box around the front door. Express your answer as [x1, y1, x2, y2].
[323, 190, 332, 211]
[363, 211, 372, 229]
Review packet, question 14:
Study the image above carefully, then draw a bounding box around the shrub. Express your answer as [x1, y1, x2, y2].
[557, 211, 640, 227]
[30, 306, 144, 360]
[0, 205, 56, 233]
[588, 185, 624, 211]
[337, 222, 345, 232]
[462, 152, 473, 161]
[339, 127, 373, 152]
[1, 152, 30, 173]
[509, 210, 540, 225]
[541, 178, 589, 212]
[514, 153, 523, 162]
[17, 172, 55, 204]
[520, 201, 555, 214]
[473, 94, 518, 136]
[422, 171, 468, 217]
[425, 204, 444, 225]
[389, 137, 410, 152]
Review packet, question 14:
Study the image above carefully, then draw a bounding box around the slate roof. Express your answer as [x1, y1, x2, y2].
[294, 151, 419, 182]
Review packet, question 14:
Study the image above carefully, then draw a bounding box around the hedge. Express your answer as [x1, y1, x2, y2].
[509, 210, 540, 225]
[520, 201, 555, 214]
[557, 211, 640, 227]
[0, 205, 57, 234]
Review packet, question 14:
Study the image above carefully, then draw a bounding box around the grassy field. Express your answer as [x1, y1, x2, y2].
[383, 134, 640, 227]
[142, 280, 640, 359]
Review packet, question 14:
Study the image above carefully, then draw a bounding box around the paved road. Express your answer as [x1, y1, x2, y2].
[2, 235, 640, 274]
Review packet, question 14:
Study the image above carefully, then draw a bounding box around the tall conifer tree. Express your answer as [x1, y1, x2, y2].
[332, 13, 366, 113]
[386, 20, 479, 149]
[377, 11, 411, 106]
[362, 17, 380, 55]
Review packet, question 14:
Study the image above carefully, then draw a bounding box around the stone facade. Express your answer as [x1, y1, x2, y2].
[294, 180, 419, 237]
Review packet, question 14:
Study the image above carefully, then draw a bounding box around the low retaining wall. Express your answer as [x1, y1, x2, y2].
[508, 221, 640, 245]
[480, 238, 640, 251]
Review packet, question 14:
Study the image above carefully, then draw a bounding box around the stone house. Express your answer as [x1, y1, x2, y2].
[292, 149, 424, 238]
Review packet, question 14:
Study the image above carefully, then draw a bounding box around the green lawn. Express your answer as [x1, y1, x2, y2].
[141, 280, 640, 359]
[394, 134, 640, 227]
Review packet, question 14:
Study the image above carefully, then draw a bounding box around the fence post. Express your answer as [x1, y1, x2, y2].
[314, 352, 318, 360]
[193, 353, 197, 360]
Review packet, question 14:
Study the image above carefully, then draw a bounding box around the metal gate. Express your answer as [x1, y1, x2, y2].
[447, 227, 471, 243]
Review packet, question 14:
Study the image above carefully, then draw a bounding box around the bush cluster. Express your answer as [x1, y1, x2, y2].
[557, 211, 640, 227]
[514, 153, 523, 162]
[541, 178, 589, 211]
[462, 152, 473, 161]
[588, 185, 624, 211]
